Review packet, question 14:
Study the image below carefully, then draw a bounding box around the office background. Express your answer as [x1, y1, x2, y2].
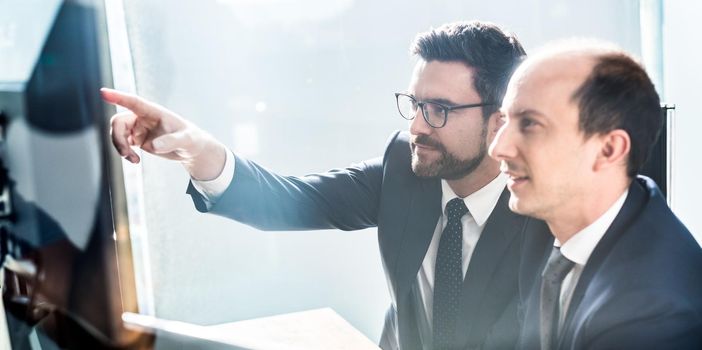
[117, 0, 701, 341]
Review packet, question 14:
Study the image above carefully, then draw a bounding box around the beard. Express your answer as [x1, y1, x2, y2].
[410, 125, 488, 180]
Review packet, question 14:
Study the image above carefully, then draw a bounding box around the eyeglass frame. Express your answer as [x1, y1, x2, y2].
[394, 92, 498, 128]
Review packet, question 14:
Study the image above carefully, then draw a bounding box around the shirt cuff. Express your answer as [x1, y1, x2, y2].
[190, 149, 235, 204]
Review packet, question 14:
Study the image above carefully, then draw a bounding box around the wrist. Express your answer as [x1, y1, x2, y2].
[185, 137, 227, 181]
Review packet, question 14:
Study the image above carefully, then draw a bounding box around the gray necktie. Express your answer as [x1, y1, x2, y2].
[433, 198, 468, 350]
[540, 247, 574, 350]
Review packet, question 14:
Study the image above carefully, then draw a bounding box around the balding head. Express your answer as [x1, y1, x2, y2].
[489, 39, 662, 234]
[510, 40, 662, 177]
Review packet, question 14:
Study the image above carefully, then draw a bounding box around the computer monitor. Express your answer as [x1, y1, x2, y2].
[0, 0, 146, 348]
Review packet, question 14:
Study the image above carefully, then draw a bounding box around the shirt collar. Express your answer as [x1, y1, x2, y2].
[440, 173, 507, 227]
[556, 190, 629, 266]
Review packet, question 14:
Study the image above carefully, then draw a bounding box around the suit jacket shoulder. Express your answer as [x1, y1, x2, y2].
[520, 176, 702, 350]
[562, 177, 702, 349]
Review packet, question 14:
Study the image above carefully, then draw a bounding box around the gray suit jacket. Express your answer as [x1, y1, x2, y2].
[187, 131, 550, 350]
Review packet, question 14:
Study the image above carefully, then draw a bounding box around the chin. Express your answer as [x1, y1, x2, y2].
[508, 196, 523, 213]
[411, 158, 437, 178]
[508, 195, 533, 216]
[509, 196, 550, 222]
[411, 163, 436, 178]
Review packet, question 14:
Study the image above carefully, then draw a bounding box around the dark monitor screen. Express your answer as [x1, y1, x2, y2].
[0, 0, 145, 348]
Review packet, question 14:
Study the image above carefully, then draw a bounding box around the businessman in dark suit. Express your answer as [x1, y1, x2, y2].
[104, 21, 550, 349]
[489, 40, 702, 349]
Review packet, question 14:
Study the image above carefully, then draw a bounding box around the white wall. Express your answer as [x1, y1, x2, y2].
[663, 0, 702, 244]
[121, 0, 642, 341]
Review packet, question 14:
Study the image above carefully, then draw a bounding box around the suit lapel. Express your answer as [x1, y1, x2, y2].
[393, 176, 441, 350]
[394, 177, 442, 301]
[454, 188, 523, 347]
[556, 180, 648, 348]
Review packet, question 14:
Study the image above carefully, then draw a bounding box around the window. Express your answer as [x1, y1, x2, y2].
[118, 0, 642, 340]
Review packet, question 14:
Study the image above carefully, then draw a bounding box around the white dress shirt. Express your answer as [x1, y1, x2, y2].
[191, 149, 236, 205]
[416, 173, 507, 327]
[555, 190, 629, 329]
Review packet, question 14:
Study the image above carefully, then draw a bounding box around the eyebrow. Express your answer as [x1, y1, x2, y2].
[425, 97, 459, 106]
[508, 108, 545, 119]
[405, 92, 468, 107]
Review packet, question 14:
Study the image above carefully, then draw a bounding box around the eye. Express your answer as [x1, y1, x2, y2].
[424, 102, 446, 115]
[519, 117, 537, 131]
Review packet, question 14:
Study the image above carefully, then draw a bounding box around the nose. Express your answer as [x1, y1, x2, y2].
[409, 107, 432, 135]
[488, 121, 516, 162]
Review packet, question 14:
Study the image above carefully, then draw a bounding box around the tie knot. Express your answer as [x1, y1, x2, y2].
[542, 247, 575, 283]
[445, 198, 468, 222]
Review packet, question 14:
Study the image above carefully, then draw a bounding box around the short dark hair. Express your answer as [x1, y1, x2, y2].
[410, 21, 526, 118]
[572, 53, 662, 177]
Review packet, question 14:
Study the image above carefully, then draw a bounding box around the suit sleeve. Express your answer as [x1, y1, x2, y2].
[185, 131, 402, 231]
[378, 305, 399, 350]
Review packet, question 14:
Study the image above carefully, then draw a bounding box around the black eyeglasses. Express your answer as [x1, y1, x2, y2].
[395, 92, 497, 128]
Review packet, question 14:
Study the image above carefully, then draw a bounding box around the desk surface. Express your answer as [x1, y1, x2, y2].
[210, 308, 380, 350]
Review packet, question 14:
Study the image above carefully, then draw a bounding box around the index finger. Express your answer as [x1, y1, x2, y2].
[100, 88, 158, 120]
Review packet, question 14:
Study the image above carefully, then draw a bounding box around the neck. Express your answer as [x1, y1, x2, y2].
[446, 160, 500, 198]
[546, 176, 630, 244]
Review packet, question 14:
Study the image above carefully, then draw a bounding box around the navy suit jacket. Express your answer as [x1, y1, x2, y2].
[517, 176, 702, 350]
[187, 131, 550, 350]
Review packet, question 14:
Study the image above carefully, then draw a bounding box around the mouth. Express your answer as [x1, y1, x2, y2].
[411, 135, 443, 154]
[506, 174, 529, 188]
[501, 166, 529, 190]
[412, 142, 438, 152]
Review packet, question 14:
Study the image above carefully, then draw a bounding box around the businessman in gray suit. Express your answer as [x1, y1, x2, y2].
[105, 21, 550, 350]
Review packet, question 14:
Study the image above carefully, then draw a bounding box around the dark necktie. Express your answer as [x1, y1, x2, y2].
[540, 247, 575, 350]
[433, 197, 468, 350]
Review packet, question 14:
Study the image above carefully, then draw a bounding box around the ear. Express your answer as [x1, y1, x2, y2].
[594, 129, 630, 172]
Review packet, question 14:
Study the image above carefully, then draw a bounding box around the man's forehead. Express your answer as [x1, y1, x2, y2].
[411, 59, 476, 80]
[409, 59, 479, 99]
[526, 53, 593, 84]
[504, 53, 594, 109]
